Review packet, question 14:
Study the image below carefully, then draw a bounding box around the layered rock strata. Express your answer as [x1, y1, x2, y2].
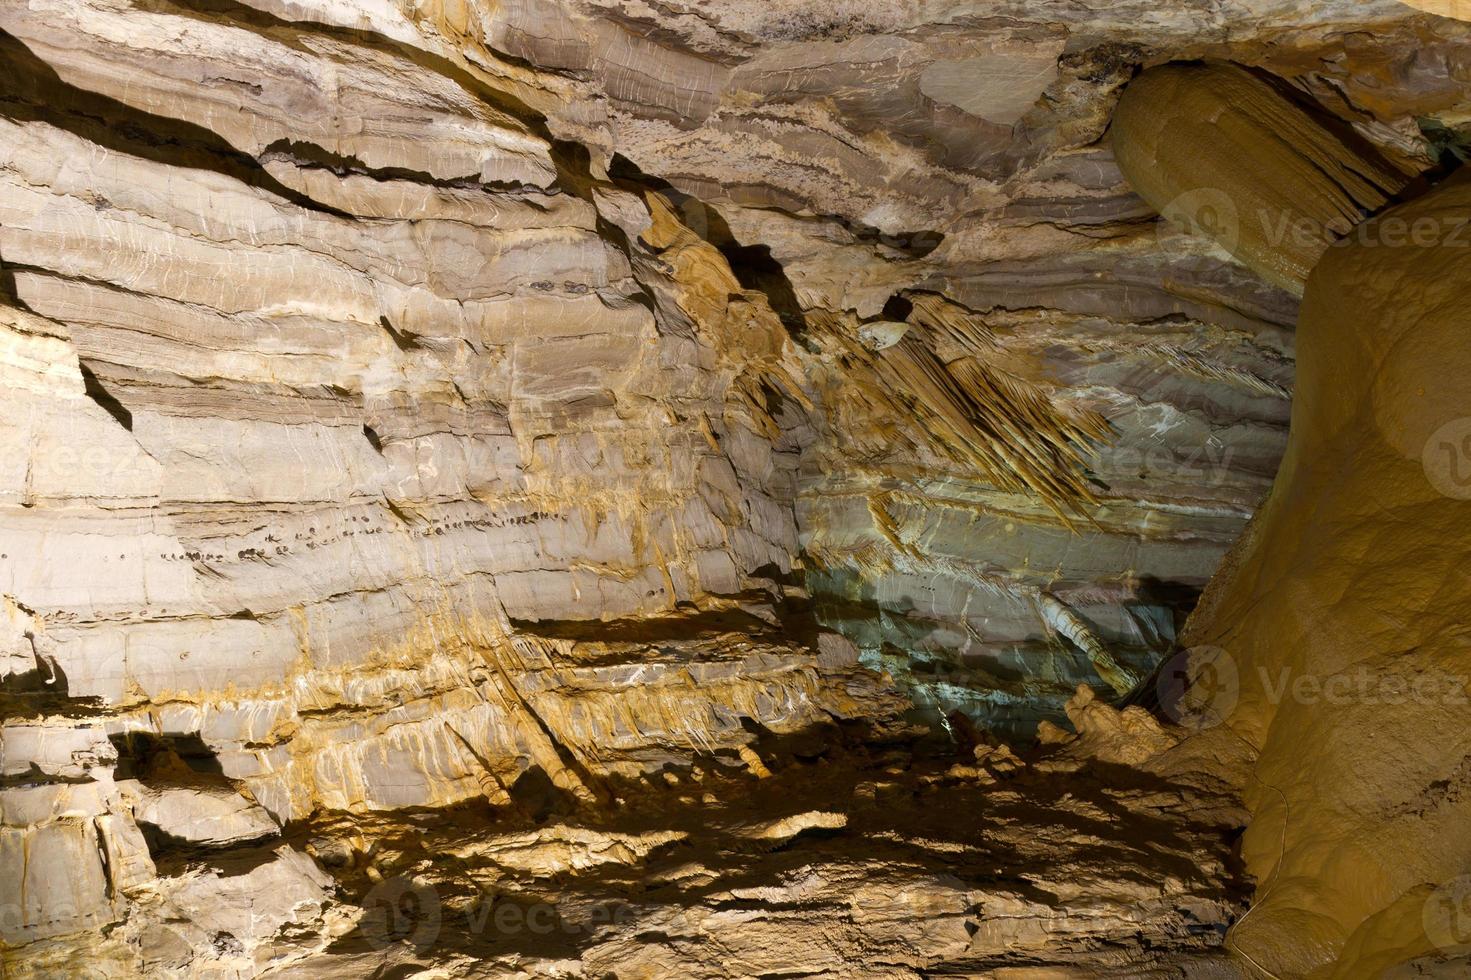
[7, 700, 1255, 978]
[1112, 61, 1413, 295]
[1, 0, 1471, 975]
[0, 1, 906, 946]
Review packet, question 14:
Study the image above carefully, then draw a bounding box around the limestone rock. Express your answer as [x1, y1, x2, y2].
[124, 782, 280, 847]
[0, 720, 156, 944]
[1178, 172, 1471, 978]
[1038, 684, 1181, 767]
[1112, 61, 1412, 295]
[0, 0, 1467, 976]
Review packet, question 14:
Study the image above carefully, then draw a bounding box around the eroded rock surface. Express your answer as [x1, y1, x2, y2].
[6, 733, 1254, 978]
[1112, 61, 1412, 295]
[1, 0, 1470, 975]
[1177, 171, 1471, 979]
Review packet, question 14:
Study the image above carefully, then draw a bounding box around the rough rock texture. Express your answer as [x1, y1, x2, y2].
[1177, 171, 1471, 978]
[8, 725, 1256, 978]
[1, 0, 1470, 975]
[1112, 61, 1412, 295]
[1101, 51, 1471, 978]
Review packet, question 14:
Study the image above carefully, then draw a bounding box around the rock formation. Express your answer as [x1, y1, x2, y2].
[1112, 53, 1471, 977]
[1, 0, 1470, 977]
[1112, 61, 1412, 295]
[1165, 161, 1471, 980]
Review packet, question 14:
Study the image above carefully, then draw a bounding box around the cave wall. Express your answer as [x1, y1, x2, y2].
[5, 0, 1467, 758]
[3, 0, 1471, 971]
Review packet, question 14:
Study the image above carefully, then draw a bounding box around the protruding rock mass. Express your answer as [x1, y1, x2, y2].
[1, 0, 1469, 977]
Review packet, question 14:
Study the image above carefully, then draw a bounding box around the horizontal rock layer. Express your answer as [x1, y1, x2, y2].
[6, 709, 1255, 978]
[2, 0, 1470, 974]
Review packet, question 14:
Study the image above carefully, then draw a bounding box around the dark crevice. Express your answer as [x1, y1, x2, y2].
[721, 243, 809, 337]
[0, 646, 100, 725]
[108, 731, 226, 779]
[0, 30, 350, 219]
[0, 648, 68, 696]
[0, 247, 35, 314]
[1244, 62, 1414, 217]
[78, 362, 134, 431]
[606, 154, 812, 339]
[148, 837, 286, 880]
[258, 137, 543, 194]
[142, 0, 584, 199]
[506, 765, 576, 822]
[508, 606, 783, 644]
[4, 2, 584, 218]
[840, 222, 944, 258]
[879, 294, 914, 322]
[379, 315, 424, 352]
[1383, 118, 1471, 210]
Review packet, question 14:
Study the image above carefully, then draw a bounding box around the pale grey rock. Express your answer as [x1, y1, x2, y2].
[124, 782, 280, 847]
[919, 49, 1064, 125]
[0, 817, 118, 943]
[0, 722, 115, 780]
[0, 722, 156, 945]
[164, 845, 334, 944]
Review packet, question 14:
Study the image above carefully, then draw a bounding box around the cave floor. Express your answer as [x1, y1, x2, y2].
[252, 736, 1251, 978]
